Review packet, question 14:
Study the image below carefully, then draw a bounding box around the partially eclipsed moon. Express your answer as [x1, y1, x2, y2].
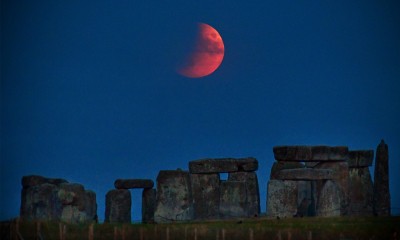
[178, 23, 224, 78]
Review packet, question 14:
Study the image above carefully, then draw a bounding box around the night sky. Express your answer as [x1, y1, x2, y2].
[1, 1, 400, 221]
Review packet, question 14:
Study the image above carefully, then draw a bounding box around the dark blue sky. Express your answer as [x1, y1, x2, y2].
[1, 1, 400, 221]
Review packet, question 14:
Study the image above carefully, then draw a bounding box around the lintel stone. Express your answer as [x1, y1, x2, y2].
[114, 179, 154, 189]
[275, 168, 335, 180]
[189, 157, 258, 173]
[273, 146, 348, 161]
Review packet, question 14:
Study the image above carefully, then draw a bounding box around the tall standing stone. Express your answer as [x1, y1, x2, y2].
[219, 181, 247, 219]
[190, 173, 220, 220]
[373, 140, 391, 216]
[316, 180, 341, 217]
[266, 180, 298, 218]
[142, 188, 156, 223]
[228, 172, 260, 217]
[348, 167, 373, 216]
[105, 189, 131, 223]
[154, 170, 194, 223]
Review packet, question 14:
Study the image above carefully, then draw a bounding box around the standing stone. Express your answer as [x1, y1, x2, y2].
[142, 188, 156, 223]
[296, 181, 316, 217]
[373, 140, 391, 216]
[315, 161, 350, 215]
[266, 180, 297, 218]
[190, 173, 220, 220]
[105, 189, 131, 223]
[84, 190, 97, 222]
[316, 180, 341, 217]
[348, 167, 373, 216]
[219, 181, 247, 219]
[228, 172, 260, 217]
[154, 170, 193, 223]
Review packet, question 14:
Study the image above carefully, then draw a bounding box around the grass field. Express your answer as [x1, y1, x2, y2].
[1, 216, 399, 240]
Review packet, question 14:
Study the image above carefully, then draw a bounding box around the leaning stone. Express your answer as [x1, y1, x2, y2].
[273, 146, 348, 161]
[189, 157, 258, 173]
[274, 168, 335, 180]
[229, 172, 260, 217]
[22, 175, 67, 189]
[373, 140, 391, 216]
[105, 189, 131, 223]
[315, 161, 350, 215]
[190, 173, 220, 220]
[114, 179, 154, 189]
[348, 167, 373, 216]
[270, 162, 304, 180]
[219, 181, 247, 219]
[316, 180, 341, 217]
[266, 180, 297, 218]
[142, 188, 156, 223]
[154, 170, 193, 223]
[348, 150, 374, 167]
[20, 183, 62, 221]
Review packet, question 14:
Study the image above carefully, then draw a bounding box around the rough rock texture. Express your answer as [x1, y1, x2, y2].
[296, 181, 316, 217]
[189, 157, 258, 173]
[190, 173, 220, 220]
[114, 179, 154, 189]
[105, 189, 131, 223]
[315, 161, 350, 215]
[273, 146, 348, 161]
[274, 168, 334, 180]
[154, 170, 193, 223]
[373, 140, 391, 216]
[142, 188, 156, 223]
[219, 181, 247, 219]
[316, 180, 341, 217]
[20, 176, 97, 223]
[348, 150, 374, 167]
[228, 172, 260, 217]
[270, 162, 304, 180]
[348, 167, 373, 216]
[266, 180, 297, 218]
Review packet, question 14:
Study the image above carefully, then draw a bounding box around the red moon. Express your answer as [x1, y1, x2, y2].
[178, 23, 224, 78]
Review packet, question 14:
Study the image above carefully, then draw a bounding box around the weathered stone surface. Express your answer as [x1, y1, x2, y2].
[105, 189, 131, 223]
[373, 140, 391, 216]
[189, 157, 258, 173]
[316, 180, 341, 217]
[266, 180, 297, 218]
[349, 167, 373, 216]
[348, 150, 374, 167]
[274, 168, 334, 180]
[315, 161, 350, 215]
[273, 146, 348, 161]
[229, 172, 260, 217]
[270, 162, 304, 180]
[22, 175, 67, 189]
[20, 176, 97, 223]
[114, 179, 154, 189]
[190, 173, 220, 220]
[154, 170, 193, 223]
[296, 181, 316, 217]
[142, 188, 156, 223]
[219, 181, 247, 219]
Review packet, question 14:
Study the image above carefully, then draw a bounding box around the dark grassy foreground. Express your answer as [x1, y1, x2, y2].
[1, 216, 399, 240]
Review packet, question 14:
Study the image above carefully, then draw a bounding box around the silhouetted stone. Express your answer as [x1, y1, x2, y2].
[316, 180, 341, 217]
[190, 173, 220, 220]
[105, 189, 131, 223]
[270, 162, 304, 180]
[273, 146, 348, 161]
[274, 168, 334, 180]
[142, 188, 156, 223]
[348, 150, 374, 167]
[373, 140, 391, 216]
[297, 181, 316, 216]
[114, 179, 154, 189]
[189, 157, 258, 173]
[154, 170, 193, 223]
[219, 181, 247, 219]
[315, 161, 350, 215]
[229, 172, 260, 217]
[22, 175, 67, 189]
[267, 180, 297, 218]
[349, 167, 373, 216]
[20, 176, 97, 223]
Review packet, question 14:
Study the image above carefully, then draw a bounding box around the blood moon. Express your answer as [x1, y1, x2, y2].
[177, 23, 224, 78]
